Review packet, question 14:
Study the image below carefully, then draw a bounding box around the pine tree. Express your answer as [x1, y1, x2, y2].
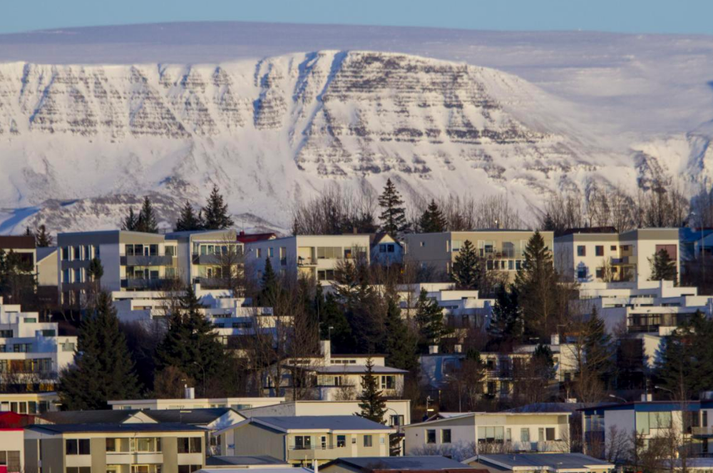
[175, 201, 204, 231]
[378, 179, 407, 237]
[419, 199, 447, 233]
[649, 249, 677, 282]
[414, 289, 447, 349]
[384, 297, 419, 373]
[155, 285, 227, 393]
[532, 344, 556, 380]
[257, 258, 285, 311]
[202, 185, 234, 230]
[121, 207, 139, 231]
[317, 288, 353, 353]
[357, 357, 387, 423]
[514, 231, 559, 339]
[58, 292, 141, 409]
[137, 197, 159, 233]
[487, 284, 522, 347]
[451, 240, 485, 290]
[582, 306, 614, 386]
[34, 225, 53, 247]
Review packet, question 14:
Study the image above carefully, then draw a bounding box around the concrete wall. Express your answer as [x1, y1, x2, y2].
[231, 423, 286, 459]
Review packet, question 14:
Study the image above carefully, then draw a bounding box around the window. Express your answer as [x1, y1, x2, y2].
[595, 246, 604, 257]
[0, 451, 21, 473]
[478, 426, 504, 443]
[390, 415, 404, 426]
[577, 245, 586, 257]
[611, 245, 617, 251]
[66, 468, 90, 473]
[0, 330, 12, 338]
[636, 411, 673, 435]
[577, 268, 587, 279]
[546, 428, 556, 441]
[134, 438, 161, 452]
[106, 438, 117, 452]
[337, 435, 346, 447]
[420, 241, 425, 247]
[177, 437, 201, 454]
[294, 436, 311, 450]
[256, 248, 262, 258]
[704, 411, 709, 427]
[538, 428, 545, 441]
[62, 247, 70, 261]
[317, 247, 341, 259]
[66, 439, 90, 455]
[178, 466, 201, 473]
[441, 429, 452, 444]
[363, 435, 373, 447]
[520, 428, 530, 442]
[505, 428, 512, 442]
[595, 268, 604, 279]
[381, 375, 395, 390]
[74, 268, 82, 283]
[426, 430, 436, 444]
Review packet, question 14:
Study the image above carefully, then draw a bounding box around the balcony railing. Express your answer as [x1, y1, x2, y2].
[121, 278, 171, 290]
[692, 427, 713, 436]
[297, 257, 317, 266]
[121, 255, 174, 266]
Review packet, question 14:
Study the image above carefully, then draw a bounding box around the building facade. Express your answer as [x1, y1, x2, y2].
[165, 230, 242, 289]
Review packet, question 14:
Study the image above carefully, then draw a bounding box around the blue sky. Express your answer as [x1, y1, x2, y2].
[2, 0, 712, 35]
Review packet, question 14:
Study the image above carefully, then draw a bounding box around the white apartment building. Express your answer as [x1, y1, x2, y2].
[404, 230, 554, 282]
[245, 235, 371, 284]
[397, 283, 495, 328]
[403, 411, 571, 455]
[165, 230, 243, 289]
[555, 228, 680, 283]
[0, 298, 76, 392]
[109, 395, 284, 411]
[263, 341, 406, 401]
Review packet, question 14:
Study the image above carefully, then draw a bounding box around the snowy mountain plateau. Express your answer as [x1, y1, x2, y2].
[0, 22, 712, 234]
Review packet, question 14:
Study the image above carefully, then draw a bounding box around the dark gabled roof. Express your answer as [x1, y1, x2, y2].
[28, 422, 204, 434]
[250, 416, 394, 432]
[146, 408, 233, 424]
[476, 453, 613, 470]
[206, 456, 288, 466]
[0, 236, 35, 250]
[40, 410, 140, 425]
[325, 456, 475, 471]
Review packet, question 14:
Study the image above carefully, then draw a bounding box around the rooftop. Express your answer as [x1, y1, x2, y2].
[40, 407, 234, 426]
[326, 456, 477, 471]
[249, 416, 395, 432]
[472, 453, 613, 470]
[28, 422, 205, 434]
[0, 236, 35, 249]
[206, 456, 288, 467]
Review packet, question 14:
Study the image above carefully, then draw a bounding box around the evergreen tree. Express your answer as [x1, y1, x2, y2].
[257, 258, 285, 311]
[649, 248, 677, 282]
[202, 185, 234, 230]
[121, 207, 139, 231]
[582, 306, 614, 386]
[384, 297, 419, 373]
[418, 200, 447, 233]
[357, 357, 387, 423]
[513, 231, 559, 339]
[378, 179, 407, 236]
[58, 292, 141, 409]
[451, 240, 485, 290]
[317, 287, 353, 353]
[414, 289, 448, 349]
[137, 196, 159, 233]
[155, 285, 227, 393]
[175, 201, 204, 231]
[487, 284, 522, 347]
[34, 225, 53, 247]
[532, 344, 556, 380]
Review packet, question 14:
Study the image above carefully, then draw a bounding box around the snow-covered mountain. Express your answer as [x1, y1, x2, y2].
[0, 23, 712, 234]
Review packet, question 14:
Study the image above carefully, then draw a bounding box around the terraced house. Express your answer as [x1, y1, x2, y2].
[166, 230, 243, 289]
[24, 423, 206, 473]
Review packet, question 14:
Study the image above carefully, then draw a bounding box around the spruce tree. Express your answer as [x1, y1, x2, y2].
[357, 357, 387, 423]
[514, 231, 558, 339]
[451, 240, 485, 290]
[121, 207, 139, 231]
[378, 179, 407, 237]
[155, 285, 227, 393]
[202, 185, 234, 230]
[419, 200, 447, 233]
[582, 306, 614, 386]
[649, 249, 677, 282]
[384, 297, 419, 373]
[175, 201, 204, 231]
[137, 197, 159, 233]
[34, 225, 53, 247]
[414, 289, 448, 349]
[58, 292, 141, 409]
[257, 258, 285, 311]
[318, 289, 353, 353]
[487, 284, 522, 347]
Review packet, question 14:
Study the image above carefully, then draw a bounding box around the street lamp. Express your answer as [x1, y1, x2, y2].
[654, 385, 676, 400]
[608, 394, 627, 403]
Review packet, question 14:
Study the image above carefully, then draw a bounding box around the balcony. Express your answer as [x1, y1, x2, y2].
[610, 257, 630, 265]
[193, 277, 230, 289]
[692, 427, 713, 437]
[121, 278, 170, 290]
[121, 255, 174, 266]
[287, 444, 351, 461]
[297, 256, 317, 266]
[192, 254, 223, 265]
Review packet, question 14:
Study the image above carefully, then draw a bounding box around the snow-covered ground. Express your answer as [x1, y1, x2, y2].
[0, 22, 711, 234]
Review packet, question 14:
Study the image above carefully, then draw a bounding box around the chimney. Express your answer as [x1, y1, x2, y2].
[641, 393, 652, 402]
[551, 334, 560, 346]
[428, 345, 439, 355]
[184, 386, 195, 400]
[454, 344, 463, 354]
[320, 340, 331, 363]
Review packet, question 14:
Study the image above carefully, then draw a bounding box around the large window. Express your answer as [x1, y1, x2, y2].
[381, 375, 395, 390]
[520, 428, 530, 442]
[337, 435, 346, 447]
[390, 415, 404, 426]
[66, 439, 90, 455]
[363, 435, 373, 447]
[426, 430, 436, 444]
[637, 411, 673, 435]
[478, 426, 504, 443]
[316, 247, 341, 259]
[0, 451, 21, 473]
[177, 437, 202, 454]
[294, 436, 311, 450]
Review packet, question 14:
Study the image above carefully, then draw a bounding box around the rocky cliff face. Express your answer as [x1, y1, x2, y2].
[0, 51, 635, 233]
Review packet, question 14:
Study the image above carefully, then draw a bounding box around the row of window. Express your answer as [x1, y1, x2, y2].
[0, 359, 54, 374]
[329, 375, 396, 390]
[61, 245, 100, 262]
[196, 244, 240, 256]
[576, 245, 616, 257]
[425, 426, 557, 444]
[66, 437, 202, 455]
[70, 466, 199, 473]
[292, 434, 382, 449]
[1, 400, 51, 414]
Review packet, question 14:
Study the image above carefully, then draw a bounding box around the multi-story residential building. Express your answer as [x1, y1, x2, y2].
[245, 235, 371, 284]
[263, 341, 406, 400]
[581, 398, 711, 459]
[369, 234, 403, 267]
[403, 411, 571, 455]
[216, 416, 395, 466]
[555, 228, 680, 283]
[397, 283, 495, 328]
[166, 230, 243, 289]
[404, 230, 554, 282]
[0, 392, 60, 414]
[236, 399, 411, 428]
[24, 423, 206, 473]
[0, 298, 76, 392]
[466, 453, 614, 473]
[420, 336, 577, 400]
[57, 231, 178, 304]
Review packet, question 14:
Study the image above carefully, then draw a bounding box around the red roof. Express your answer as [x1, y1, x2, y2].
[236, 231, 277, 244]
[0, 411, 35, 429]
